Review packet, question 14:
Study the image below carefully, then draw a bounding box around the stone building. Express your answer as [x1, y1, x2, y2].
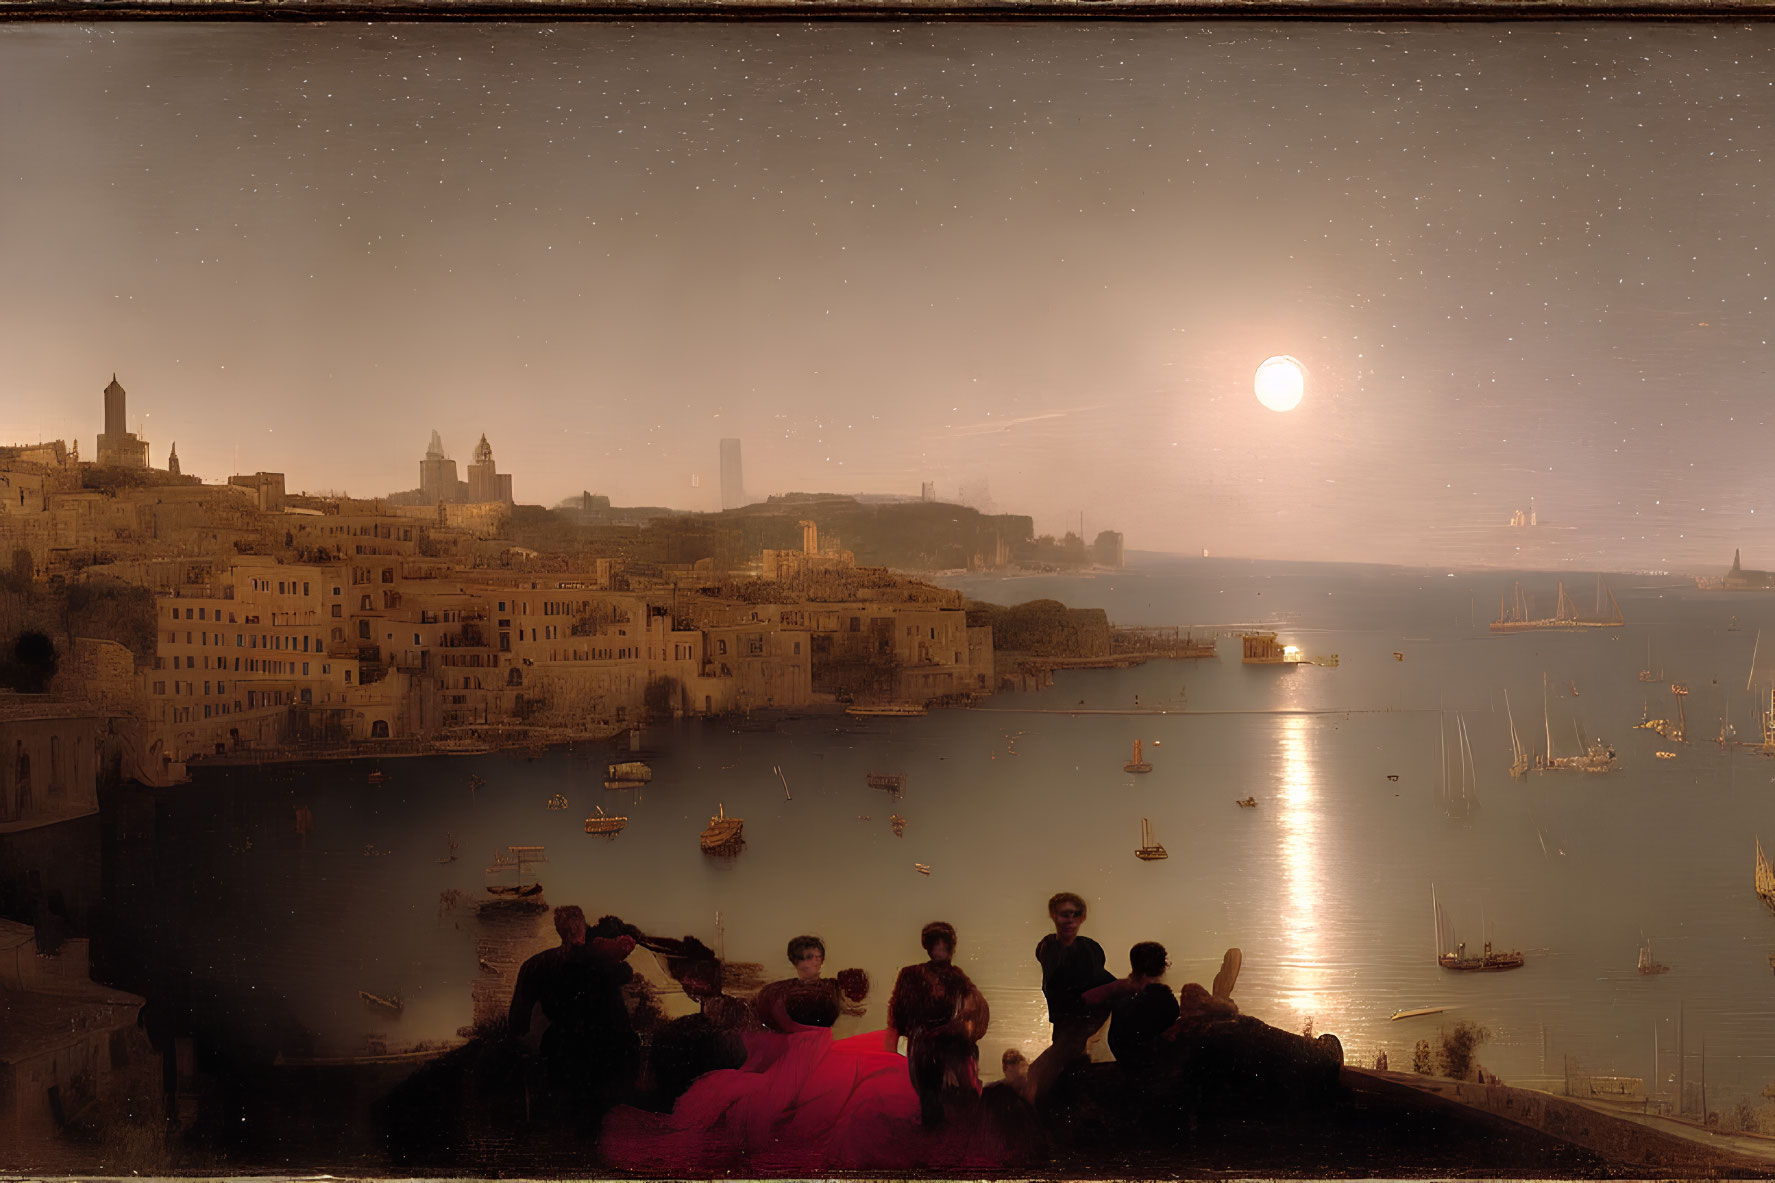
[418, 430, 466, 504]
[466, 435, 514, 505]
[0, 918, 151, 1170]
[226, 472, 286, 512]
[94, 375, 149, 469]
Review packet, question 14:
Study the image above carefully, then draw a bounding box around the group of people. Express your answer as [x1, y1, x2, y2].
[506, 893, 1243, 1171]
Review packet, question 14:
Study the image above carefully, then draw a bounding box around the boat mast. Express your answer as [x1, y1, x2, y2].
[1505, 690, 1524, 764]
[1432, 884, 1443, 958]
[1459, 715, 1477, 802]
[1543, 674, 1553, 761]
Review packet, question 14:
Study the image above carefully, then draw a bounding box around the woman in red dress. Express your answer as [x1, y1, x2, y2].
[599, 937, 922, 1175]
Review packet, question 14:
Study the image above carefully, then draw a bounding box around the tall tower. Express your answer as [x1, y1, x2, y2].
[167, 442, 180, 476]
[96, 374, 149, 468]
[104, 374, 126, 437]
[419, 429, 461, 503]
[466, 433, 514, 504]
[719, 438, 745, 510]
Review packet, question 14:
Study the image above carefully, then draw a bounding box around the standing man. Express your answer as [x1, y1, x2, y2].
[508, 904, 641, 1116]
[1028, 891, 1115, 1097]
[885, 920, 990, 1128]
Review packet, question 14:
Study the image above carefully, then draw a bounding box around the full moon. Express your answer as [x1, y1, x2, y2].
[1254, 355, 1305, 412]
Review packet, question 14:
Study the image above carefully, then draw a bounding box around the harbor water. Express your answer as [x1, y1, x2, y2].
[98, 555, 1775, 1109]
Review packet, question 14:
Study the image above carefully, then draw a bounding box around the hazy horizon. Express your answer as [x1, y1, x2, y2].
[3, 22, 1772, 570]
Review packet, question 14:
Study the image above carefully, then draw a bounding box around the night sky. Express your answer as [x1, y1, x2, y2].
[2, 22, 1771, 570]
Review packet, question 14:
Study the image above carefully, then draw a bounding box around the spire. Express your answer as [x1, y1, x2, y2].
[1735, 549, 1743, 573]
[426, 429, 445, 458]
[167, 441, 180, 476]
[474, 433, 493, 465]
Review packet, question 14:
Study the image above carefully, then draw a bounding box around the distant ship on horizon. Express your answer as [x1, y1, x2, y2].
[1491, 577, 1623, 632]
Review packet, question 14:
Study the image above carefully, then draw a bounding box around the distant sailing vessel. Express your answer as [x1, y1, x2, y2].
[367, 769, 389, 785]
[1135, 817, 1168, 861]
[604, 761, 653, 790]
[484, 845, 548, 901]
[1440, 711, 1479, 816]
[583, 805, 628, 835]
[701, 803, 744, 853]
[1756, 838, 1775, 915]
[1235, 796, 1258, 808]
[1636, 938, 1670, 975]
[1639, 636, 1663, 684]
[865, 772, 907, 793]
[1433, 886, 1525, 972]
[545, 794, 569, 811]
[1124, 739, 1153, 774]
[1492, 578, 1624, 633]
[1505, 691, 1531, 779]
[1536, 674, 1618, 773]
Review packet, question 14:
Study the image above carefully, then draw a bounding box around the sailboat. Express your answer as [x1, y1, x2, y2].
[483, 845, 548, 902]
[1639, 635, 1662, 683]
[701, 803, 744, 853]
[1505, 691, 1531, 779]
[1636, 937, 1670, 975]
[1492, 579, 1625, 633]
[1432, 885, 1525, 972]
[1439, 711, 1479, 815]
[1124, 739, 1153, 774]
[1135, 817, 1168, 861]
[1756, 837, 1775, 915]
[583, 805, 628, 835]
[1536, 674, 1618, 773]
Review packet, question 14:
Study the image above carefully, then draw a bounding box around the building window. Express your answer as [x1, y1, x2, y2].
[303, 582, 311, 596]
[358, 621, 371, 640]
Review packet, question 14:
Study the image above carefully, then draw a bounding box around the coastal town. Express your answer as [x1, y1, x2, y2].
[0, 376, 1133, 800]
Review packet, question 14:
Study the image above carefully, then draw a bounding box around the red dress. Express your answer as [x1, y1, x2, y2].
[600, 1028, 920, 1174]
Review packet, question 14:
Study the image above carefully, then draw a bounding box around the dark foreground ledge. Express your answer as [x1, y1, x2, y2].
[362, 1013, 1770, 1178]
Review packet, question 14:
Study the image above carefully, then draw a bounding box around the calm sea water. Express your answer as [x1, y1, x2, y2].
[100, 555, 1775, 1110]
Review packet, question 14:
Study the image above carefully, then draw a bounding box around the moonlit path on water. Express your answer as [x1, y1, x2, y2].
[108, 555, 1775, 1104]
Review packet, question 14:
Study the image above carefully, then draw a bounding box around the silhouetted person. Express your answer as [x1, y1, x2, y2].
[509, 904, 640, 1116]
[886, 920, 990, 1128]
[1085, 940, 1179, 1080]
[1028, 891, 1114, 1097]
[754, 934, 869, 1032]
[648, 959, 756, 1107]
